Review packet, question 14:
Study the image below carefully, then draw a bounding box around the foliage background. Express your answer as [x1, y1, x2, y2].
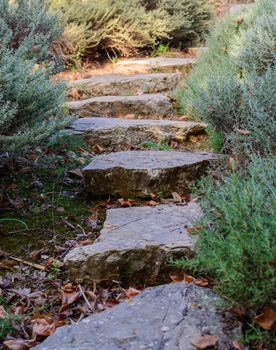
[176, 0, 276, 156]
[0, 0, 69, 153]
[49, 0, 213, 65]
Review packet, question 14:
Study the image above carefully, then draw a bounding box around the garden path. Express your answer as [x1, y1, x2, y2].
[34, 53, 239, 350]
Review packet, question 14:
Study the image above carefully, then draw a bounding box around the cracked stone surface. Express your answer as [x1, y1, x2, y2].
[68, 93, 173, 118]
[70, 117, 207, 147]
[65, 203, 200, 284]
[34, 282, 241, 350]
[70, 73, 181, 96]
[116, 57, 196, 74]
[82, 150, 215, 197]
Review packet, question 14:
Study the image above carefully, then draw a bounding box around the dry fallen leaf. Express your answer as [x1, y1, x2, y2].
[254, 307, 276, 330]
[170, 141, 179, 149]
[171, 274, 209, 287]
[30, 250, 42, 261]
[172, 192, 182, 203]
[183, 274, 195, 283]
[0, 305, 6, 319]
[60, 283, 80, 311]
[170, 275, 184, 283]
[146, 200, 159, 206]
[79, 239, 93, 246]
[179, 115, 191, 121]
[187, 226, 202, 234]
[92, 144, 106, 154]
[230, 307, 246, 318]
[191, 335, 219, 349]
[104, 299, 120, 308]
[150, 193, 159, 201]
[170, 274, 195, 283]
[232, 340, 245, 350]
[7, 197, 25, 209]
[32, 318, 56, 337]
[3, 338, 36, 350]
[69, 87, 84, 100]
[118, 198, 135, 207]
[85, 210, 99, 228]
[124, 287, 141, 298]
[194, 278, 209, 287]
[0, 259, 18, 270]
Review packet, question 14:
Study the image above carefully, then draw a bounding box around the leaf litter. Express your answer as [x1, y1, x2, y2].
[0, 147, 147, 349]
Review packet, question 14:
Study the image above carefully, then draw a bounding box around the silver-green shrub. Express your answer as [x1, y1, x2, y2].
[177, 0, 276, 155]
[0, 0, 62, 64]
[0, 0, 68, 153]
[172, 155, 276, 308]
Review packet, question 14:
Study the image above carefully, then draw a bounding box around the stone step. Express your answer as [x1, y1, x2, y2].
[187, 47, 208, 57]
[70, 117, 207, 147]
[116, 57, 196, 74]
[228, 3, 251, 15]
[65, 203, 201, 284]
[69, 72, 181, 97]
[34, 282, 241, 350]
[82, 150, 215, 198]
[68, 93, 173, 118]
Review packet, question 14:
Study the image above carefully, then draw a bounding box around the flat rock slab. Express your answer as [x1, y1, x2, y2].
[70, 73, 181, 97]
[34, 282, 240, 350]
[82, 150, 215, 197]
[65, 203, 200, 284]
[116, 57, 196, 74]
[71, 117, 207, 147]
[68, 93, 173, 118]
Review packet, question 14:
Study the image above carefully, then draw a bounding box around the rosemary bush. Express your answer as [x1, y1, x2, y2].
[177, 0, 276, 156]
[142, 0, 213, 47]
[173, 156, 276, 308]
[49, 0, 170, 64]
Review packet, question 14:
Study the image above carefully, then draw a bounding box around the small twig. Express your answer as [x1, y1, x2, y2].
[75, 224, 86, 236]
[4, 228, 38, 236]
[8, 256, 46, 271]
[78, 284, 94, 312]
[0, 250, 46, 271]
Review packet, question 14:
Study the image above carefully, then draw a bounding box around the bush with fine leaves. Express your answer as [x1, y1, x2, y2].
[49, 0, 171, 64]
[142, 0, 213, 47]
[0, 0, 68, 153]
[177, 0, 276, 156]
[173, 156, 276, 308]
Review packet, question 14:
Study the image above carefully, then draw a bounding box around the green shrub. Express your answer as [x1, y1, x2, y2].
[177, 0, 276, 156]
[49, 0, 171, 65]
[0, 0, 69, 153]
[0, 0, 62, 64]
[142, 0, 213, 47]
[173, 156, 276, 308]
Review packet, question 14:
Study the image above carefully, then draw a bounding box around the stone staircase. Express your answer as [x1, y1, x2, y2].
[34, 55, 240, 349]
